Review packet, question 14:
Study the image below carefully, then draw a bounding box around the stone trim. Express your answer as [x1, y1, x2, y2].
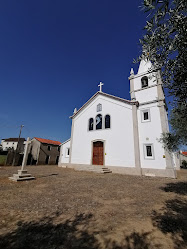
[130, 83, 162, 94]
[58, 163, 176, 178]
[156, 72, 176, 175]
[69, 119, 75, 164]
[141, 168, 176, 178]
[58, 146, 63, 166]
[132, 105, 142, 175]
[129, 77, 136, 101]
[139, 99, 165, 106]
[130, 77, 134, 92]
[36, 141, 41, 165]
[128, 69, 156, 80]
[60, 138, 71, 146]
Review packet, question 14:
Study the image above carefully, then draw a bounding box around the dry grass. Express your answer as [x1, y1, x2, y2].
[0, 166, 186, 249]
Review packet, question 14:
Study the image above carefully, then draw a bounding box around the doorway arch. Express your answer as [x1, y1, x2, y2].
[92, 141, 104, 165]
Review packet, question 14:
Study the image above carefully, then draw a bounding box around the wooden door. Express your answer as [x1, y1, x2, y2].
[92, 141, 104, 165]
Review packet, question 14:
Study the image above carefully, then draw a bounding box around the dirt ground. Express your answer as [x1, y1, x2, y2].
[0, 166, 186, 249]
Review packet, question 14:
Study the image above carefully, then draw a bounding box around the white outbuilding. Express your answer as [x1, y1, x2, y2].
[59, 60, 176, 178]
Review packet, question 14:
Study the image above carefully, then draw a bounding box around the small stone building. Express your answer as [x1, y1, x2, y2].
[27, 137, 61, 165]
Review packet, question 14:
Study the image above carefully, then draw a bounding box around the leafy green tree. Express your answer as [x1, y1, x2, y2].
[138, 0, 187, 151]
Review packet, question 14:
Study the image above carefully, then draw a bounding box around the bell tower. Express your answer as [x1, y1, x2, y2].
[129, 59, 176, 178]
[129, 59, 165, 104]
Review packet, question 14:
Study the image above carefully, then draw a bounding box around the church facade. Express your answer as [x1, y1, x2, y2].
[59, 60, 176, 178]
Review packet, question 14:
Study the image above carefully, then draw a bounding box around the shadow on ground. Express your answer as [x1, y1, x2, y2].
[152, 182, 187, 249]
[0, 212, 160, 249]
[0, 182, 186, 249]
[160, 181, 187, 195]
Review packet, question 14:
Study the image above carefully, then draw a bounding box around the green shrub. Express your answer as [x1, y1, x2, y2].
[181, 160, 187, 169]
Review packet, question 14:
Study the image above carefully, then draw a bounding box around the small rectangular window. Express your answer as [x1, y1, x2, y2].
[66, 148, 70, 157]
[141, 76, 148, 88]
[144, 112, 149, 120]
[144, 144, 154, 159]
[48, 145, 51, 151]
[89, 118, 94, 131]
[97, 104, 102, 112]
[146, 146, 152, 157]
[141, 109, 151, 122]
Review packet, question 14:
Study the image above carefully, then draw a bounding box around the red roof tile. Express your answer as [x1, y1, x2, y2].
[34, 137, 61, 146]
[181, 151, 187, 156]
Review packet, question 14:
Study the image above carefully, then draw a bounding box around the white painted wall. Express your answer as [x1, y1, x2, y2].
[60, 140, 70, 164]
[137, 102, 167, 169]
[71, 95, 135, 167]
[62, 59, 172, 172]
[1, 140, 18, 151]
[133, 72, 158, 104]
[30, 139, 41, 161]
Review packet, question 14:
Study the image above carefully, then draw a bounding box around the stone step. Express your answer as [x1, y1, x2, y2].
[92, 169, 112, 174]
[74, 165, 112, 174]
[102, 170, 112, 173]
[9, 176, 35, 182]
[13, 173, 32, 178]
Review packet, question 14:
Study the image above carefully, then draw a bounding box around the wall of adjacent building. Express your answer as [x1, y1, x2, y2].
[28, 138, 60, 165]
[59, 140, 70, 164]
[38, 143, 60, 165]
[1, 139, 25, 152]
[1, 140, 18, 151]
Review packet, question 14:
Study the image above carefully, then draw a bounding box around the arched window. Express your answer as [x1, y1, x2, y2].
[105, 115, 110, 129]
[141, 76, 148, 88]
[96, 114, 102, 130]
[97, 103, 102, 112]
[88, 118, 94, 131]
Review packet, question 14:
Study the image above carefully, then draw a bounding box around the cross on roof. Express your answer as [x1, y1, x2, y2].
[98, 82, 104, 92]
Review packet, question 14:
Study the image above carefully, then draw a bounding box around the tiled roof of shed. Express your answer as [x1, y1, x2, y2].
[34, 137, 61, 145]
[181, 151, 187, 156]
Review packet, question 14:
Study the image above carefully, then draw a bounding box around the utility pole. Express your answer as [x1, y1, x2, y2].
[12, 124, 24, 166]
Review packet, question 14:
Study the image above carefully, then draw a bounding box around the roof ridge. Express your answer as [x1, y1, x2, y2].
[70, 91, 138, 119]
[101, 91, 131, 102]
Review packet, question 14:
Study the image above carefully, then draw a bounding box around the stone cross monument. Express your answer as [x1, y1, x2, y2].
[9, 137, 35, 181]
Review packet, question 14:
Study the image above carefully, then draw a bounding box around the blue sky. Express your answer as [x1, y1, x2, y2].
[0, 0, 151, 142]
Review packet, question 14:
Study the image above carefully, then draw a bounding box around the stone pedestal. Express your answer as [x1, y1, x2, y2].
[9, 169, 35, 182]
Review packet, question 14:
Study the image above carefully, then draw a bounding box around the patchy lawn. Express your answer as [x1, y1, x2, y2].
[0, 155, 6, 166]
[0, 166, 186, 249]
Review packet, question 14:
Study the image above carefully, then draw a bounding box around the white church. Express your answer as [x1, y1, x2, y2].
[59, 59, 176, 178]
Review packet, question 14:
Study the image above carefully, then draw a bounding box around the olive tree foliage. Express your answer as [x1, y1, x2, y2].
[138, 0, 187, 151]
